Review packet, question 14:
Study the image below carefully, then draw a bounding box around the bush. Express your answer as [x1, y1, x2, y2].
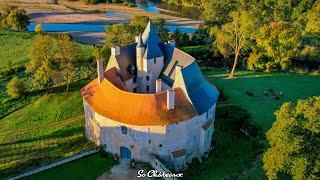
[35, 24, 44, 33]
[6, 76, 25, 98]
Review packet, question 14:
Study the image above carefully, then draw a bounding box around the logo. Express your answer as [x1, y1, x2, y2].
[137, 170, 183, 178]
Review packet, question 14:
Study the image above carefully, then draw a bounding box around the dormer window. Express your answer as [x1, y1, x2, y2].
[121, 126, 128, 135]
[146, 76, 150, 81]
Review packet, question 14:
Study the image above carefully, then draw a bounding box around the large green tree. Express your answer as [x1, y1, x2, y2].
[263, 96, 320, 180]
[211, 11, 258, 77]
[6, 77, 24, 99]
[105, 23, 135, 47]
[26, 34, 55, 90]
[54, 34, 81, 92]
[256, 21, 300, 70]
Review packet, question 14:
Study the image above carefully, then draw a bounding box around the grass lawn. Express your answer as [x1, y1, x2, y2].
[184, 69, 319, 179]
[205, 70, 320, 133]
[0, 84, 97, 178]
[22, 153, 116, 180]
[0, 30, 93, 70]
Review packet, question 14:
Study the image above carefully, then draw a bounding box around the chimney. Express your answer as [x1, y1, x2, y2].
[167, 89, 175, 110]
[97, 59, 104, 84]
[111, 46, 120, 56]
[168, 40, 176, 47]
[156, 79, 162, 93]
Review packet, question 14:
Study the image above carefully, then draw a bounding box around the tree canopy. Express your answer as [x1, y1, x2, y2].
[0, 6, 29, 31]
[263, 96, 320, 180]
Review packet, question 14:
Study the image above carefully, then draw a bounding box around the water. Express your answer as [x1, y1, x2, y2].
[129, 0, 202, 20]
[106, 12, 132, 18]
[27, 23, 196, 33]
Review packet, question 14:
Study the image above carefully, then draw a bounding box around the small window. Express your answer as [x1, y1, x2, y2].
[146, 86, 149, 92]
[206, 111, 209, 119]
[159, 144, 163, 148]
[133, 77, 137, 83]
[146, 76, 150, 81]
[149, 140, 151, 144]
[154, 58, 156, 64]
[133, 88, 137, 93]
[121, 126, 127, 135]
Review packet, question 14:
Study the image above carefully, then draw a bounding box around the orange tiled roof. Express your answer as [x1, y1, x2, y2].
[81, 68, 197, 126]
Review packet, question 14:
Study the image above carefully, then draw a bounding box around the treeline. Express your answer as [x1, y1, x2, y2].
[64, 0, 135, 6]
[196, 0, 320, 76]
[0, 5, 29, 31]
[162, 0, 206, 8]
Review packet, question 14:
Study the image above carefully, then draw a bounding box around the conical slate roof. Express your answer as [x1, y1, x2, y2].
[142, 20, 162, 45]
[143, 40, 164, 59]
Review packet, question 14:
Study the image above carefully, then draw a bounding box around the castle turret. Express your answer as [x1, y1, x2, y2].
[136, 34, 145, 78]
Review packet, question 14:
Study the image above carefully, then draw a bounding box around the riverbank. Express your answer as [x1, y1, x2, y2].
[0, 1, 202, 29]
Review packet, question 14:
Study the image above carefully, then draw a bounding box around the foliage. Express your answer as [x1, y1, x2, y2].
[263, 96, 320, 180]
[256, 22, 300, 71]
[26, 34, 55, 90]
[169, 28, 189, 47]
[210, 10, 258, 77]
[105, 23, 135, 47]
[0, 6, 29, 31]
[6, 76, 24, 99]
[34, 24, 44, 33]
[130, 16, 149, 33]
[54, 34, 81, 92]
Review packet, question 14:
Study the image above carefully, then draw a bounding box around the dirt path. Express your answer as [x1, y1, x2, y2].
[0, 114, 84, 137]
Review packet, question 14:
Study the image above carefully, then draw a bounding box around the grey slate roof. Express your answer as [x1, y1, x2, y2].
[143, 41, 164, 59]
[107, 20, 219, 115]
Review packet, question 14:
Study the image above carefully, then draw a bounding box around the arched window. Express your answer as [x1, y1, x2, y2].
[121, 126, 128, 135]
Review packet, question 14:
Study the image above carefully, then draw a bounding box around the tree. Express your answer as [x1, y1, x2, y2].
[203, 0, 237, 24]
[256, 21, 300, 70]
[105, 23, 135, 47]
[27, 34, 55, 90]
[211, 11, 258, 77]
[1, 6, 29, 31]
[170, 28, 190, 47]
[6, 77, 24, 98]
[263, 96, 320, 180]
[153, 18, 169, 41]
[54, 34, 81, 92]
[35, 24, 44, 33]
[130, 16, 149, 33]
[3, 59, 12, 73]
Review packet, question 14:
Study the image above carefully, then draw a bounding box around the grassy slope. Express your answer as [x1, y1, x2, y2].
[205, 70, 320, 133]
[23, 153, 116, 180]
[0, 90, 97, 178]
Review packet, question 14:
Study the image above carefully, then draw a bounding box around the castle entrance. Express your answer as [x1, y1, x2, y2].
[120, 147, 131, 159]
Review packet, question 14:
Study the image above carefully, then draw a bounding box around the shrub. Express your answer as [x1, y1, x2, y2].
[6, 76, 25, 99]
[35, 24, 44, 33]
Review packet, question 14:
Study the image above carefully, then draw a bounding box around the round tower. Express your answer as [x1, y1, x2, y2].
[136, 34, 145, 78]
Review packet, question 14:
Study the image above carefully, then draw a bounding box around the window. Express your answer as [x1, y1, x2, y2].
[206, 111, 208, 119]
[146, 86, 149, 92]
[149, 140, 151, 144]
[121, 126, 128, 135]
[146, 76, 150, 81]
[133, 88, 137, 93]
[159, 144, 163, 148]
[154, 58, 156, 64]
[133, 77, 137, 83]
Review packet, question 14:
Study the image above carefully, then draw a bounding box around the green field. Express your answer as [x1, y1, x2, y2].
[0, 88, 97, 178]
[184, 69, 319, 179]
[206, 70, 320, 133]
[23, 153, 116, 180]
[0, 30, 93, 70]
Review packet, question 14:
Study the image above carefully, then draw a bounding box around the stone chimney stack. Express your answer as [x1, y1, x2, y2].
[97, 58, 104, 85]
[167, 89, 175, 110]
[156, 79, 162, 93]
[111, 46, 120, 56]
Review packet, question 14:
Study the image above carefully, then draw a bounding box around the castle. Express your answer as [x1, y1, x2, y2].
[81, 21, 219, 171]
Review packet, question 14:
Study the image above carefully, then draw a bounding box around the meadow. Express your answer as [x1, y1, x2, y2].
[183, 69, 320, 179]
[22, 153, 116, 180]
